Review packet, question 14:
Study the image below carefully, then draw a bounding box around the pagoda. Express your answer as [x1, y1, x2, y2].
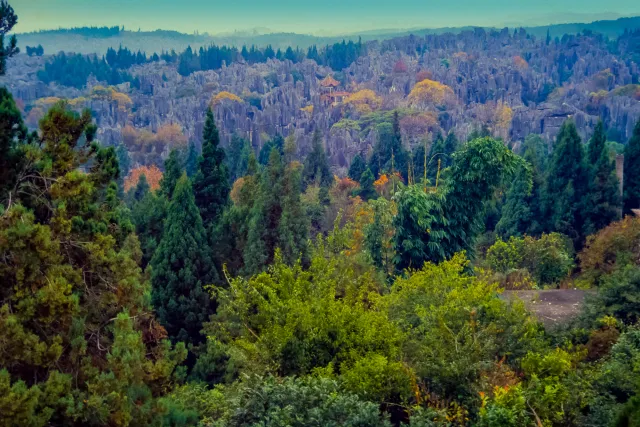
[319, 74, 351, 106]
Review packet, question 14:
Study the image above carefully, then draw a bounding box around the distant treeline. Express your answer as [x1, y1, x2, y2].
[23, 26, 122, 38]
[38, 51, 140, 89]
[26, 45, 44, 56]
[38, 39, 367, 88]
[173, 39, 366, 75]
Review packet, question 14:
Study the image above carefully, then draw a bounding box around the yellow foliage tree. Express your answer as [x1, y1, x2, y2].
[345, 89, 382, 114]
[494, 102, 513, 132]
[211, 91, 243, 106]
[408, 79, 454, 108]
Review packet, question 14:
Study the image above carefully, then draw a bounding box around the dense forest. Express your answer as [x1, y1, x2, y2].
[4, 1, 640, 426]
[36, 38, 366, 87]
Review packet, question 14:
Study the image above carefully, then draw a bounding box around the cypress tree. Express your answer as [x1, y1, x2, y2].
[193, 108, 230, 229]
[0, 1, 18, 76]
[0, 87, 29, 201]
[151, 174, 215, 343]
[543, 121, 588, 244]
[185, 141, 199, 178]
[348, 154, 366, 182]
[303, 128, 332, 188]
[427, 132, 445, 183]
[359, 168, 377, 201]
[259, 135, 284, 165]
[588, 121, 607, 166]
[226, 135, 252, 182]
[495, 163, 533, 238]
[583, 121, 620, 236]
[624, 119, 640, 214]
[368, 111, 408, 178]
[160, 148, 183, 200]
[443, 131, 460, 164]
[243, 149, 308, 275]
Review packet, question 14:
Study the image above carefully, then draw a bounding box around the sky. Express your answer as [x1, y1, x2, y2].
[11, 0, 640, 35]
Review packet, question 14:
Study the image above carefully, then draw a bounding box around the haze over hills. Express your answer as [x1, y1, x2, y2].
[15, 15, 640, 55]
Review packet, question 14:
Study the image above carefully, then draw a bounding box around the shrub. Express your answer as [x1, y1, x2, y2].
[486, 233, 574, 287]
[579, 216, 640, 285]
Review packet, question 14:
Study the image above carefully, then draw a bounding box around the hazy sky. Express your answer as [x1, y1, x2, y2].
[11, 0, 640, 35]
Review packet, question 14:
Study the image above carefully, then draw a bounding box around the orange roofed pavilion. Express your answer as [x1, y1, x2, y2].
[320, 75, 340, 88]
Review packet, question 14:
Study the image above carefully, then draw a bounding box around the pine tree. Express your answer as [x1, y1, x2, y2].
[427, 132, 445, 183]
[160, 149, 184, 200]
[368, 111, 408, 179]
[0, 99, 186, 424]
[359, 168, 377, 201]
[193, 108, 230, 229]
[0, 1, 18, 76]
[151, 174, 215, 343]
[185, 141, 199, 178]
[348, 154, 366, 182]
[258, 135, 284, 165]
[303, 128, 332, 188]
[624, 119, 640, 214]
[226, 135, 252, 182]
[115, 143, 130, 180]
[0, 87, 29, 202]
[495, 163, 533, 238]
[583, 121, 620, 236]
[588, 121, 607, 166]
[243, 150, 308, 275]
[543, 121, 589, 244]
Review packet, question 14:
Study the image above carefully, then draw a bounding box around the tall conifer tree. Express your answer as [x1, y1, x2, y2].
[543, 121, 588, 244]
[303, 128, 332, 188]
[160, 149, 183, 200]
[348, 154, 366, 182]
[193, 108, 230, 229]
[151, 174, 215, 344]
[583, 121, 620, 236]
[624, 119, 640, 214]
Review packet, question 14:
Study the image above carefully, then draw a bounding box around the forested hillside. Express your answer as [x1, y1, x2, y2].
[3, 1, 640, 426]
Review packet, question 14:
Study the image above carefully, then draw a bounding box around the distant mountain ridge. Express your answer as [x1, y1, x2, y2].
[15, 15, 640, 55]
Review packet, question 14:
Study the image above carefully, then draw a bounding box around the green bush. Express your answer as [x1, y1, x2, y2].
[486, 233, 574, 287]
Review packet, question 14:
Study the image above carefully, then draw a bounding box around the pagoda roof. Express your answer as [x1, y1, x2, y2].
[320, 75, 340, 87]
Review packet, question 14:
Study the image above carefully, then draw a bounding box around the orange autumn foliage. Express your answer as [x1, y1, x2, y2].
[156, 123, 188, 148]
[513, 56, 528, 69]
[124, 165, 163, 193]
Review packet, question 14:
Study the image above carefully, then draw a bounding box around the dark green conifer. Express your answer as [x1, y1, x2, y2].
[495, 163, 533, 238]
[185, 141, 199, 178]
[243, 149, 308, 275]
[160, 149, 184, 200]
[0, 0, 18, 75]
[624, 119, 640, 214]
[193, 108, 230, 229]
[359, 168, 377, 201]
[303, 128, 332, 188]
[583, 121, 620, 236]
[348, 154, 366, 182]
[368, 111, 408, 179]
[151, 174, 215, 343]
[543, 121, 589, 244]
